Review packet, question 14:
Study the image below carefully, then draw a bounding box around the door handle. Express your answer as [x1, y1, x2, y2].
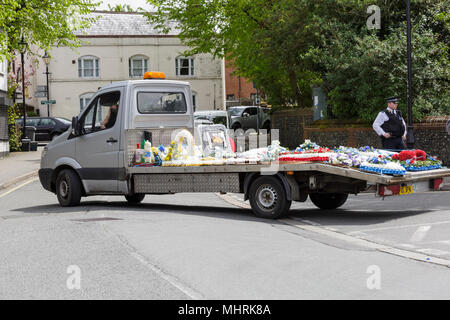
[106, 137, 118, 143]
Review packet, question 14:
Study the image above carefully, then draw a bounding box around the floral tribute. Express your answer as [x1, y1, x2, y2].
[132, 134, 444, 176]
[391, 150, 442, 171]
[278, 139, 332, 162]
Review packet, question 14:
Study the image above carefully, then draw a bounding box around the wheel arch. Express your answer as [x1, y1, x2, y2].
[51, 165, 86, 196]
[243, 172, 292, 201]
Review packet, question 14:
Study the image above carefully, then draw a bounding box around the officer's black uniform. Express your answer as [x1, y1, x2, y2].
[373, 97, 406, 150]
[380, 109, 406, 149]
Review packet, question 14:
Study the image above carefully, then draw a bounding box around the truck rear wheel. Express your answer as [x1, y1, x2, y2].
[309, 193, 348, 210]
[56, 169, 82, 207]
[249, 176, 291, 219]
[125, 193, 145, 204]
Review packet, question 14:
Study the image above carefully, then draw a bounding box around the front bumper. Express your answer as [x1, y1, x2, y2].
[39, 168, 54, 193]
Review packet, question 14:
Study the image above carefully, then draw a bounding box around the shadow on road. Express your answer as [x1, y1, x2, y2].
[10, 200, 265, 223]
[287, 207, 434, 227]
[9, 199, 435, 228]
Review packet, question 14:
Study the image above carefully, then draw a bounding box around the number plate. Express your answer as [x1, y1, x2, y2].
[400, 185, 414, 195]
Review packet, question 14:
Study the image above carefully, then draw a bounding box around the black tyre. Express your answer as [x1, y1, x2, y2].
[125, 193, 145, 204]
[309, 193, 348, 210]
[249, 176, 291, 219]
[56, 169, 82, 207]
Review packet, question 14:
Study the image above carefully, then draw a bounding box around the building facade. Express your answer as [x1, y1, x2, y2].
[225, 59, 259, 107]
[31, 12, 226, 119]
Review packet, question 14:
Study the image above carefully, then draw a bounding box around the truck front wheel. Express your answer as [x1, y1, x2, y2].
[56, 169, 82, 207]
[309, 193, 348, 210]
[249, 176, 291, 219]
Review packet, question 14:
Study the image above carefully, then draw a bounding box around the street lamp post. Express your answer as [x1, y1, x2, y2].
[19, 36, 27, 142]
[406, 0, 415, 149]
[42, 51, 51, 117]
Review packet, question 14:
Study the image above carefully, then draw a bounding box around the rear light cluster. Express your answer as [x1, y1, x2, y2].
[431, 178, 444, 190]
[378, 178, 444, 196]
[378, 185, 401, 196]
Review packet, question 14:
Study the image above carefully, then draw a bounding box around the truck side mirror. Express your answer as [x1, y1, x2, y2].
[72, 116, 81, 136]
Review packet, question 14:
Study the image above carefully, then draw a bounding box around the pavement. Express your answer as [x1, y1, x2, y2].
[0, 147, 43, 191]
[0, 146, 449, 191]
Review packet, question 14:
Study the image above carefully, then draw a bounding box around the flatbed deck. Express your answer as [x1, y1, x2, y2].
[127, 161, 450, 186]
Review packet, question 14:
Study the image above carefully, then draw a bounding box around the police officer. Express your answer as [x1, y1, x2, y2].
[372, 97, 407, 150]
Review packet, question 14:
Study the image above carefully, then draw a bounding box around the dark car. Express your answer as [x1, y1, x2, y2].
[228, 106, 271, 131]
[17, 117, 71, 141]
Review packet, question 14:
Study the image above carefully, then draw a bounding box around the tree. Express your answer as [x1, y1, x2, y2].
[0, 0, 98, 59]
[107, 4, 137, 12]
[146, 0, 449, 120]
[320, 0, 450, 121]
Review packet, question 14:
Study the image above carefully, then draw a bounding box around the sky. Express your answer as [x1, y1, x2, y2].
[96, 0, 153, 10]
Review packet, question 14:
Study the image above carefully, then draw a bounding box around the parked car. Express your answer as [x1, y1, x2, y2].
[228, 106, 271, 131]
[194, 110, 231, 128]
[17, 117, 71, 141]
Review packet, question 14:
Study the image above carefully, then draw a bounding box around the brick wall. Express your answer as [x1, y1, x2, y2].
[271, 108, 314, 148]
[225, 59, 258, 102]
[304, 123, 450, 166]
[272, 109, 450, 165]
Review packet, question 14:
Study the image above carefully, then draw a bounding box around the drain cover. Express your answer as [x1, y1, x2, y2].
[71, 217, 122, 222]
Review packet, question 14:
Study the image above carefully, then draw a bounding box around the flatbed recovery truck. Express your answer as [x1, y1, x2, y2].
[39, 73, 450, 219]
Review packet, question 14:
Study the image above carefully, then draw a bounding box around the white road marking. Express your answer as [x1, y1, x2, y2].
[129, 251, 205, 300]
[0, 178, 38, 199]
[347, 219, 450, 234]
[282, 218, 450, 268]
[100, 222, 204, 300]
[410, 226, 432, 243]
[217, 193, 450, 268]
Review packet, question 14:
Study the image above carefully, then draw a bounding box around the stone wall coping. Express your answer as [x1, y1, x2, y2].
[305, 122, 448, 130]
[271, 108, 314, 117]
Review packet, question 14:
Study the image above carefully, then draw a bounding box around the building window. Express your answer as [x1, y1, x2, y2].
[129, 55, 149, 77]
[176, 57, 194, 76]
[78, 56, 99, 78]
[226, 94, 235, 101]
[0, 59, 4, 76]
[79, 92, 95, 111]
[192, 91, 198, 111]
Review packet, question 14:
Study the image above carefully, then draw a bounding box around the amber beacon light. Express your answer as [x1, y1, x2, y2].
[144, 71, 166, 79]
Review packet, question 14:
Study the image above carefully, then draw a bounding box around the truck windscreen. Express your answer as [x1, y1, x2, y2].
[137, 92, 187, 114]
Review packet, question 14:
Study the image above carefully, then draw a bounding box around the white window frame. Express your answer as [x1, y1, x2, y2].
[192, 90, 198, 111]
[129, 55, 149, 78]
[176, 56, 194, 77]
[79, 92, 95, 111]
[0, 58, 4, 76]
[78, 56, 100, 78]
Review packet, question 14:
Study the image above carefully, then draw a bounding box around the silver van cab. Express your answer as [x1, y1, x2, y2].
[39, 74, 194, 206]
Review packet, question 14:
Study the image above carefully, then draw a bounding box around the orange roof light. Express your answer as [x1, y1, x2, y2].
[144, 71, 166, 79]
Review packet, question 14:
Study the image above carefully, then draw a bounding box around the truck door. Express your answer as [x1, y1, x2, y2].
[75, 90, 123, 193]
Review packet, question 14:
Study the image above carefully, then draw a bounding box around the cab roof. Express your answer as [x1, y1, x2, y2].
[98, 79, 190, 92]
